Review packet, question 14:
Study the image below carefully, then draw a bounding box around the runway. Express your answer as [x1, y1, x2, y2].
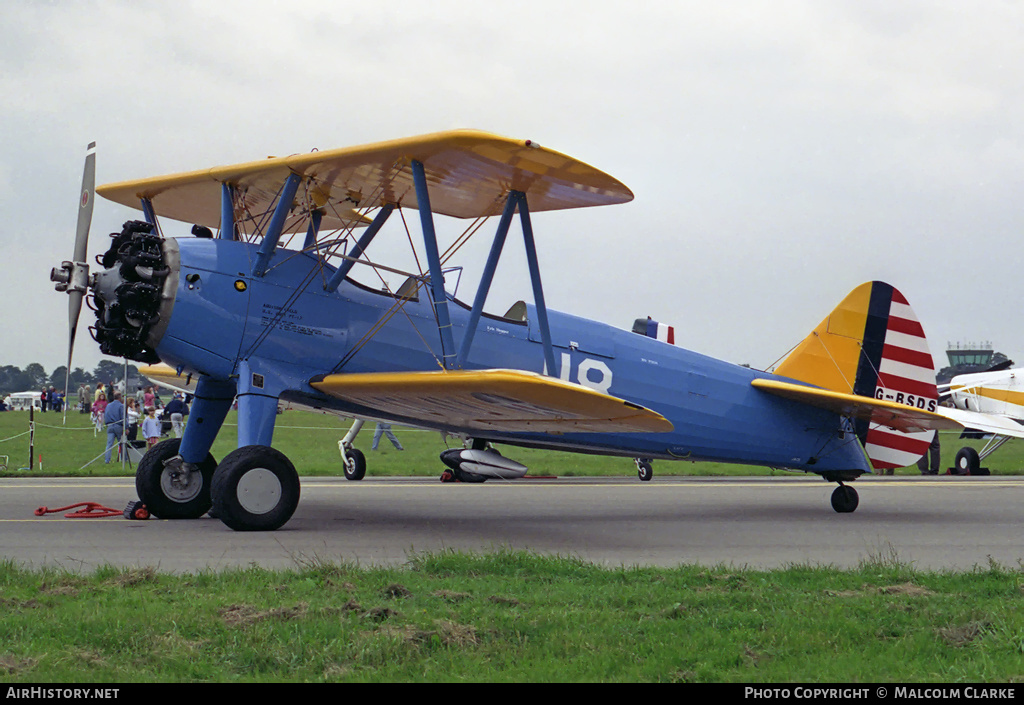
[1, 475, 1021, 573]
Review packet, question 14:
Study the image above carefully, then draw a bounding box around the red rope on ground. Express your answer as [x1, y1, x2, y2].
[34, 502, 123, 518]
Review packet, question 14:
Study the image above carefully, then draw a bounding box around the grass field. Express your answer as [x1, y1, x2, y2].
[1, 407, 1021, 478]
[3, 551, 1024, 683]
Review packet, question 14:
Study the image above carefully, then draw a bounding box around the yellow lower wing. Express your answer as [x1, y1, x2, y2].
[752, 378, 960, 433]
[139, 363, 198, 395]
[310, 369, 673, 434]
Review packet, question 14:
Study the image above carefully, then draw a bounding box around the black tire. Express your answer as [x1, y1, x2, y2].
[135, 438, 217, 519]
[636, 459, 653, 482]
[830, 485, 859, 513]
[454, 467, 488, 483]
[211, 446, 300, 531]
[955, 447, 980, 475]
[344, 448, 366, 481]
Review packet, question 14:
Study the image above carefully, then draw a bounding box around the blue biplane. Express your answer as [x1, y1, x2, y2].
[51, 131, 959, 530]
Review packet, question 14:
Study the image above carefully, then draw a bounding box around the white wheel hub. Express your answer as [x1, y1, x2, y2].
[161, 467, 202, 503]
[236, 468, 282, 515]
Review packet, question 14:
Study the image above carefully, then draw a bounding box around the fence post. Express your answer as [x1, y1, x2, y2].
[29, 406, 35, 471]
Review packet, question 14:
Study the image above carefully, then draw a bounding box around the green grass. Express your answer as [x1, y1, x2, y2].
[1, 408, 1020, 478]
[1, 551, 1023, 682]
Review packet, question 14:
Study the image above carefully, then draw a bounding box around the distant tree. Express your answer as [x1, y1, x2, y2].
[0, 366, 35, 397]
[93, 360, 125, 386]
[48, 366, 68, 390]
[70, 367, 94, 386]
[91, 359, 140, 389]
[24, 363, 46, 388]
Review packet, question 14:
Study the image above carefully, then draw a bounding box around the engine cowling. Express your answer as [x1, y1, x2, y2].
[89, 220, 177, 362]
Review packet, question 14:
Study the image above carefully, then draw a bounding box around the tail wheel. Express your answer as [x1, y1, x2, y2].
[344, 448, 366, 481]
[955, 447, 980, 475]
[830, 484, 859, 513]
[211, 446, 300, 531]
[136, 438, 217, 519]
[635, 458, 653, 482]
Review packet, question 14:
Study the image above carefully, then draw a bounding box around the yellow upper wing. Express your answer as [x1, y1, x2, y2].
[96, 129, 634, 234]
[310, 369, 672, 434]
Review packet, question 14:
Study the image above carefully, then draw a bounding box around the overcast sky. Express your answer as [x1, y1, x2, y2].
[2, 0, 1022, 379]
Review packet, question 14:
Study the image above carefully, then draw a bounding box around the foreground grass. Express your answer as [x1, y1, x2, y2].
[2, 409, 1021, 478]
[1, 551, 1023, 683]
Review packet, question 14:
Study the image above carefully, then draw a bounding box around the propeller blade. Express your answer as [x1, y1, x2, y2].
[74, 142, 96, 264]
[62, 142, 96, 424]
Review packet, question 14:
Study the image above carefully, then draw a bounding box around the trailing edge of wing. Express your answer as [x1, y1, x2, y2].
[751, 378, 961, 433]
[932, 406, 1024, 439]
[310, 369, 672, 434]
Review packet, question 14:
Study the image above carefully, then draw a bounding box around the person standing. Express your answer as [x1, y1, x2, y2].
[371, 422, 403, 451]
[917, 433, 941, 475]
[91, 392, 108, 433]
[103, 392, 125, 464]
[164, 394, 188, 438]
[125, 398, 140, 441]
[142, 407, 162, 449]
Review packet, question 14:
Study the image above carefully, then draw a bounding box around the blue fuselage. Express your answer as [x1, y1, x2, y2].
[156, 238, 870, 475]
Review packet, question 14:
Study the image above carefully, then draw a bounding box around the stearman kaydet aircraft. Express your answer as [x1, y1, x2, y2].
[51, 130, 964, 531]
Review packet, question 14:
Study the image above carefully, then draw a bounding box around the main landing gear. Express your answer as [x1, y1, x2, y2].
[136, 439, 217, 519]
[135, 375, 305, 531]
[137, 441, 301, 531]
[954, 447, 980, 475]
[210, 446, 300, 532]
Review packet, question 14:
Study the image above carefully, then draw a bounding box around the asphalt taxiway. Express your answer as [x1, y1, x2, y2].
[1, 475, 1021, 573]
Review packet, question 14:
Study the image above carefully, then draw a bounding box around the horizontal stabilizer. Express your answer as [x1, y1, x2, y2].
[310, 369, 672, 434]
[752, 378, 960, 434]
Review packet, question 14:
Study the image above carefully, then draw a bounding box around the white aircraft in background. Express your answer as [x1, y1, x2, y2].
[936, 365, 1024, 474]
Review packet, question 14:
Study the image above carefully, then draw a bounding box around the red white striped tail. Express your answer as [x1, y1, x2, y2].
[858, 287, 938, 470]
